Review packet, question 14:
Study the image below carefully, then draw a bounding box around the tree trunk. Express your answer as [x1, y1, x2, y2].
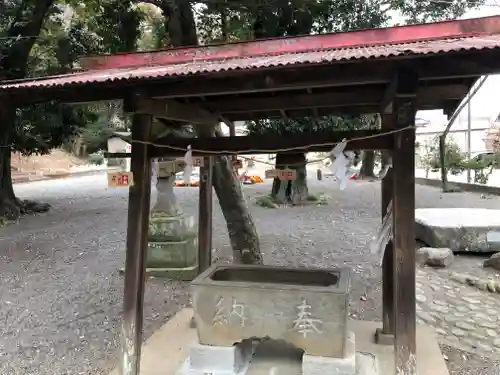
[291, 165, 308, 205]
[359, 151, 376, 178]
[212, 155, 262, 265]
[0, 122, 19, 220]
[160, 0, 198, 47]
[271, 178, 281, 198]
[0, 106, 50, 221]
[273, 152, 307, 204]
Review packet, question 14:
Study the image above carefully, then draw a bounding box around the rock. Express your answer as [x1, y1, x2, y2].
[450, 272, 468, 284]
[417, 247, 454, 268]
[484, 252, 500, 271]
[487, 280, 496, 293]
[416, 248, 429, 267]
[415, 208, 500, 253]
[21, 199, 51, 214]
[475, 280, 488, 291]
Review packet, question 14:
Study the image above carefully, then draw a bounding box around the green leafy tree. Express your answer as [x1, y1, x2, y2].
[422, 136, 465, 175]
[0, 0, 144, 221]
[0, 1, 96, 220]
[417, 139, 435, 178]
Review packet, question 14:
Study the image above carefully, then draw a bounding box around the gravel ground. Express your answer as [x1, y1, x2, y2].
[0, 174, 499, 375]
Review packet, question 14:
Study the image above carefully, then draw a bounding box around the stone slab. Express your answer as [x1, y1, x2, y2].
[191, 264, 351, 358]
[105, 309, 448, 375]
[118, 265, 199, 281]
[415, 208, 500, 252]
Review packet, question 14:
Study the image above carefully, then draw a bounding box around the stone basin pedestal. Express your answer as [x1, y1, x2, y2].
[147, 213, 198, 280]
[178, 264, 364, 375]
[145, 162, 198, 281]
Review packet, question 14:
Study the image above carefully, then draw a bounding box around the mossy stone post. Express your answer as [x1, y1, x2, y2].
[147, 159, 198, 280]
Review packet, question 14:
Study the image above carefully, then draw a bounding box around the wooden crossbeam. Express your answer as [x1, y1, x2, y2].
[147, 129, 393, 157]
[124, 97, 219, 124]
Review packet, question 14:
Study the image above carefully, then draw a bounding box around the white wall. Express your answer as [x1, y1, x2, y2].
[107, 137, 131, 171]
[416, 127, 491, 157]
[107, 137, 131, 153]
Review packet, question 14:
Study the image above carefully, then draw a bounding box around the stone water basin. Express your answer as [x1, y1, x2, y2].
[191, 264, 351, 358]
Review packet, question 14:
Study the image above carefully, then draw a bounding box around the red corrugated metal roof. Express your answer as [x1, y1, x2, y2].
[79, 15, 500, 71]
[2, 16, 500, 91]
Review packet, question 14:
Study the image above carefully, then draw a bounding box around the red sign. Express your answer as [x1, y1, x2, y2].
[108, 172, 134, 187]
[265, 169, 297, 180]
[277, 169, 297, 181]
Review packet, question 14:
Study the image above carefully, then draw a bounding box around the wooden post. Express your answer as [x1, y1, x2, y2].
[198, 156, 214, 273]
[393, 90, 417, 373]
[120, 96, 153, 375]
[375, 113, 395, 345]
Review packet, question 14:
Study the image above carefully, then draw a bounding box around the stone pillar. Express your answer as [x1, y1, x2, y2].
[146, 159, 198, 280]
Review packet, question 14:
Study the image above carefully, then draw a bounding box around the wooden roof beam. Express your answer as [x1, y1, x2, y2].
[203, 84, 468, 114]
[124, 97, 220, 125]
[223, 105, 379, 121]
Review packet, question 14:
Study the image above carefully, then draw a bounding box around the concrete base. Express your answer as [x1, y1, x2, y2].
[181, 343, 254, 374]
[374, 328, 394, 346]
[302, 333, 356, 375]
[118, 265, 198, 281]
[105, 309, 449, 375]
[180, 332, 357, 375]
